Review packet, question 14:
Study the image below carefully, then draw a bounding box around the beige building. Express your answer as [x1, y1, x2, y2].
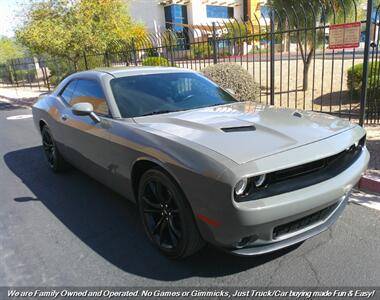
[127, 0, 266, 35]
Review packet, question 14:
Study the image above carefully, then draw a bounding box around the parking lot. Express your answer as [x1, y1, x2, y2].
[1, 104, 379, 287]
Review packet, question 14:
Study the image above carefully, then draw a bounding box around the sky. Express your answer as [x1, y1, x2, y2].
[0, 0, 28, 37]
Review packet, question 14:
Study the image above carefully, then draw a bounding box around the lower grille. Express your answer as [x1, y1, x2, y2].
[272, 202, 339, 239]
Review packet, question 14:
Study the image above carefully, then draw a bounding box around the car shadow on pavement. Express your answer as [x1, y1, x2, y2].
[0, 102, 26, 111]
[4, 146, 299, 281]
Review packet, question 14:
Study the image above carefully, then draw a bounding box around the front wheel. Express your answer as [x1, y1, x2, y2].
[138, 169, 205, 259]
[41, 125, 68, 172]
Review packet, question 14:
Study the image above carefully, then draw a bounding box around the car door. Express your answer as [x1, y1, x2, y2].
[46, 79, 78, 156]
[59, 78, 114, 184]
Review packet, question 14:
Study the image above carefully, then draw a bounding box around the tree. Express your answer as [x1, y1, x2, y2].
[221, 21, 266, 55]
[0, 37, 26, 63]
[268, 0, 365, 91]
[16, 0, 146, 63]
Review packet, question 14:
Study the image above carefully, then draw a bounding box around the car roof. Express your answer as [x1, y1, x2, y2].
[92, 66, 197, 78]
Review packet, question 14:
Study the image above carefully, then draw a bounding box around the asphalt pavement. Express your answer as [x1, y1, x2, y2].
[0, 103, 379, 287]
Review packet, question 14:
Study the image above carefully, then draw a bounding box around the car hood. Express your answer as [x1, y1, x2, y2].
[134, 102, 355, 164]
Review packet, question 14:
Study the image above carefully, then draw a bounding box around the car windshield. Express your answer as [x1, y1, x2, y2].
[110, 72, 237, 118]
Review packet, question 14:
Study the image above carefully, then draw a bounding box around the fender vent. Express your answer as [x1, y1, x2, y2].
[221, 125, 256, 133]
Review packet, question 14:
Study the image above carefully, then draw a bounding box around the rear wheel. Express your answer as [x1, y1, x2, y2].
[138, 169, 205, 259]
[41, 125, 68, 172]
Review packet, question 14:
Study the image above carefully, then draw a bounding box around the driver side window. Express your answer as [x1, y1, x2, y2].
[71, 80, 110, 116]
[60, 79, 110, 117]
[60, 80, 78, 104]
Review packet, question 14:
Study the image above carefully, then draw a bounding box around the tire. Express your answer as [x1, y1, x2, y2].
[138, 169, 205, 259]
[41, 125, 69, 172]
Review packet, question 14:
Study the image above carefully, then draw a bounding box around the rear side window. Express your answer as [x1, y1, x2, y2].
[60, 80, 78, 103]
[69, 79, 109, 116]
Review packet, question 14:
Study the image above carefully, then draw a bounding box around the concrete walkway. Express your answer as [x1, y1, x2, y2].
[0, 84, 48, 107]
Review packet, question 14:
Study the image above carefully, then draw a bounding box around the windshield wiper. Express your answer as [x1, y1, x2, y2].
[141, 110, 178, 117]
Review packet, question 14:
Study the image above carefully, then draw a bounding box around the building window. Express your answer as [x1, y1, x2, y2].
[206, 5, 234, 19]
[164, 4, 188, 31]
[260, 6, 270, 19]
[164, 4, 189, 49]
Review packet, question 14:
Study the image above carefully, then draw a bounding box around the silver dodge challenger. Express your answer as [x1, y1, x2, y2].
[32, 67, 369, 259]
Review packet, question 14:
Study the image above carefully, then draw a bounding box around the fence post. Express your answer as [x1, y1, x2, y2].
[124, 42, 130, 66]
[360, 0, 374, 126]
[131, 38, 138, 66]
[45, 66, 51, 92]
[83, 51, 88, 70]
[168, 33, 175, 66]
[6, 65, 13, 86]
[270, 9, 275, 106]
[104, 51, 110, 67]
[212, 22, 218, 64]
[10, 59, 19, 87]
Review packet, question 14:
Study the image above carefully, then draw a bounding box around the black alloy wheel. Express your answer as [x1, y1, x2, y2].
[41, 125, 68, 172]
[42, 127, 56, 168]
[138, 169, 205, 259]
[141, 178, 182, 252]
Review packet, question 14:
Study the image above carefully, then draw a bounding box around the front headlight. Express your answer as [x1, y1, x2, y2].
[253, 174, 266, 187]
[234, 178, 248, 195]
[234, 174, 268, 199]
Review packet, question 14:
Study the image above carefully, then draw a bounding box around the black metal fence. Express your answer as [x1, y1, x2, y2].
[0, 0, 379, 124]
[366, 2, 380, 124]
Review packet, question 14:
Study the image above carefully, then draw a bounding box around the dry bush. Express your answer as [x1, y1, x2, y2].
[202, 63, 260, 101]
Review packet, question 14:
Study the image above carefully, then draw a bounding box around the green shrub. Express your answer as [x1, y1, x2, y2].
[0, 64, 13, 83]
[202, 63, 260, 102]
[347, 62, 380, 98]
[145, 48, 159, 57]
[0, 67, 36, 84]
[45, 55, 104, 86]
[14, 68, 37, 81]
[190, 43, 213, 59]
[142, 56, 171, 67]
[45, 59, 76, 86]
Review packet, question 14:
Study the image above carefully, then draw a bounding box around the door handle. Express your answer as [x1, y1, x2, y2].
[61, 114, 68, 121]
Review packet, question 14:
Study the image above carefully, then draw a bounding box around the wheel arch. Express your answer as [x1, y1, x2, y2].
[131, 157, 183, 202]
[39, 119, 48, 131]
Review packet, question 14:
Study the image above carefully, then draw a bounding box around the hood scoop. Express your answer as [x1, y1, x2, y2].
[221, 125, 256, 133]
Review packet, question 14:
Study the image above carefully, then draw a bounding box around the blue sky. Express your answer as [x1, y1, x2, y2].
[0, 0, 29, 37]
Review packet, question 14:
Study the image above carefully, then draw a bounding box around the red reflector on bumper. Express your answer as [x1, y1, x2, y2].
[197, 214, 221, 228]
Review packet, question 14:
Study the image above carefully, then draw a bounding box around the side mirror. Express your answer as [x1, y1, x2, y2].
[71, 102, 100, 123]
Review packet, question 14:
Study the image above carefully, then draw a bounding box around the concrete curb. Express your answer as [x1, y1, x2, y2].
[359, 174, 380, 195]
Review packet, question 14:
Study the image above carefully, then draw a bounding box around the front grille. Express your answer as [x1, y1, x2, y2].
[272, 202, 339, 239]
[269, 134, 366, 184]
[235, 134, 365, 202]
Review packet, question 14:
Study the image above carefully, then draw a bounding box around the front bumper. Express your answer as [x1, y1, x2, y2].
[229, 193, 348, 256]
[201, 146, 369, 255]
